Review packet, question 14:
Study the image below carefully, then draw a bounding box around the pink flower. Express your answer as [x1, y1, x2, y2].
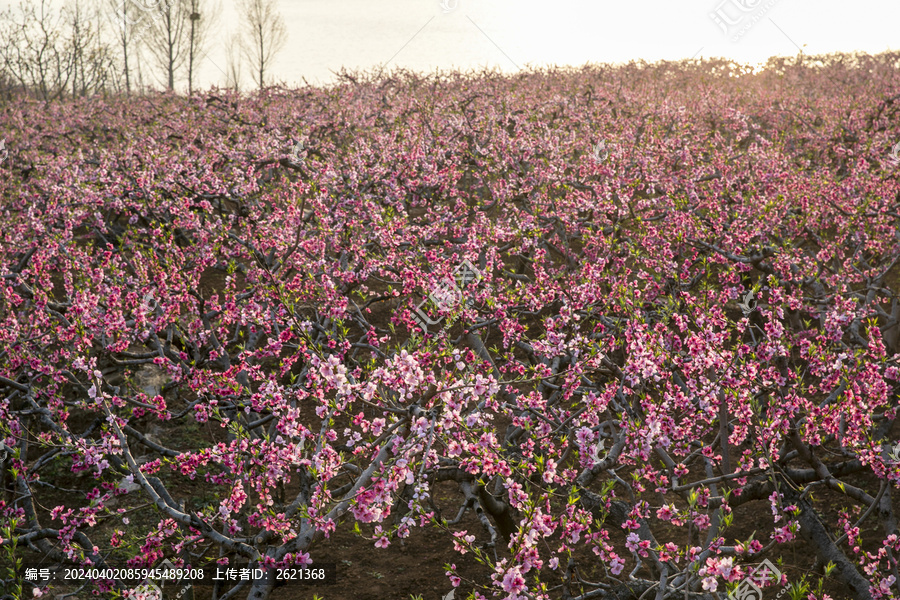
[700, 576, 717, 592]
[772, 524, 797, 543]
[658, 542, 678, 562]
[446, 564, 461, 587]
[609, 556, 625, 576]
[542, 458, 557, 483]
[453, 530, 476, 554]
[656, 504, 675, 521]
[500, 567, 525, 595]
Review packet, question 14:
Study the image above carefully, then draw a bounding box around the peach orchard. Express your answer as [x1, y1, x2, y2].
[1, 53, 900, 600]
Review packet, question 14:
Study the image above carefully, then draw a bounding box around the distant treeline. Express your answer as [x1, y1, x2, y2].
[0, 0, 288, 100]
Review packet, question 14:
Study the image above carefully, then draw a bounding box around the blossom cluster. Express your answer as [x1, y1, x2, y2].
[1, 52, 899, 599]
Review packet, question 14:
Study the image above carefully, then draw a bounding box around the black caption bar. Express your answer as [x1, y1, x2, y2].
[18, 564, 337, 586]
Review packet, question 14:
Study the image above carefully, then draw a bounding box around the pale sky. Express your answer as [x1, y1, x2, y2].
[3, 0, 898, 90]
[197, 0, 898, 89]
[202, 0, 900, 87]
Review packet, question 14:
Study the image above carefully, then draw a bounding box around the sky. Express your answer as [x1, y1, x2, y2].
[191, 0, 898, 89]
[3, 0, 898, 90]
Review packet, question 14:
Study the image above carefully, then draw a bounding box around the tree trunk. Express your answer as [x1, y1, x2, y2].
[783, 485, 873, 600]
[187, 0, 196, 94]
[123, 29, 130, 93]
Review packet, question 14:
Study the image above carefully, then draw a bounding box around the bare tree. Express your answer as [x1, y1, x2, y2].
[107, 0, 143, 92]
[0, 0, 116, 99]
[184, 0, 217, 94]
[63, 0, 116, 96]
[0, 0, 71, 100]
[186, 0, 199, 93]
[236, 0, 286, 89]
[224, 29, 242, 90]
[144, 0, 188, 90]
[134, 39, 148, 92]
